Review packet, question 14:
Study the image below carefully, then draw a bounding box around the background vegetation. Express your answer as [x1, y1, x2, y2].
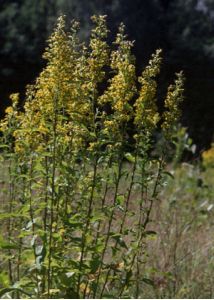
[0, 0, 214, 151]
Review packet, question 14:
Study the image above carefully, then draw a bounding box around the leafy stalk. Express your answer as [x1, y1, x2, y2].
[77, 156, 98, 295]
[47, 92, 58, 297]
[93, 150, 124, 298]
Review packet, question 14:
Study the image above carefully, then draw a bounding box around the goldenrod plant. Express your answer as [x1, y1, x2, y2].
[162, 72, 184, 140]
[0, 16, 184, 298]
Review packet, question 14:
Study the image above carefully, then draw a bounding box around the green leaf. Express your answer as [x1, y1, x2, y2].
[0, 212, 24, 220]
[90, 255, 102, 273]
[0, 144, 9, 149]
[124, 270, 133, 285]
[41, 151, 53, 157]
[67, 220, 83, 228]
[111, 234, 128, 250]
[116, 195, 125, 206]
[0, 238, 19, 250]
[125, 152, 135, 163]
[0, 272, 9, 287]
[163, 171, 174, 179]
[142, 278, 155, 286]
[90, 212, 105, 223]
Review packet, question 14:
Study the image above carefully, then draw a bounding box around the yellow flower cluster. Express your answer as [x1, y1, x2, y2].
[88, 15, 109, 85]
[0, 15, 185, 158]
[162, 72, 184, 139]
[0, 93, 21, 146]
[99, 24, 136, 138]
[134, 49, 162, 135]
[202, 144, 214, 168]
[12, 16, 109, 154]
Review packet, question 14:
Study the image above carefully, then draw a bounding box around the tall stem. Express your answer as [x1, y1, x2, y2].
[28, 158, 40, 297]
[42, 154, 49, 293]
[77, 156, 98, 295]
[47, 94, 58, 298]
[8, 159, 14, 286]
[93, 157, 112, 246]
[100, 147, 139, 296]
[93, 153, 124, 299]
[118, 157, 164, 298]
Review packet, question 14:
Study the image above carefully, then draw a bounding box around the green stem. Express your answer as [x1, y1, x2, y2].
[118, 157, 164, 298]
[8, 160, 14, 286]
[85, 159, 112, 299]
[93, 154, 124, 299]
[94, 159, 112, 245]
[42, 155, 49, 294]
[29, 158, 40, 298]
[77, 156, 98, 296]
[100, 147, 138, 296]
[47, 94, 58, 298]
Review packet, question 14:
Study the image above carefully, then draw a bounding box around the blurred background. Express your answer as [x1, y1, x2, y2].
[0, 0, 214, 152]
